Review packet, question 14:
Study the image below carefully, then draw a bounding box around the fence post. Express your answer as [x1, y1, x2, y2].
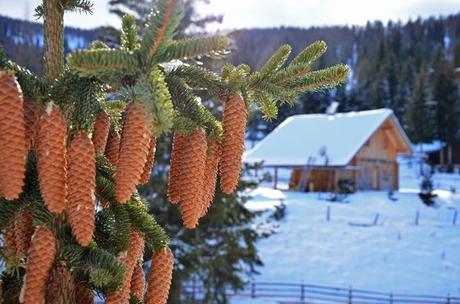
[300, 283, 305, 301]
[251, 281, 256, 298]
[389, 293, 393, 304]
[446, 294, 451, 304]
[326, 206, 331, 221]
[415, 210, 420, 226]
[452, 210, 458, 226]
[348, 286, 353, 304]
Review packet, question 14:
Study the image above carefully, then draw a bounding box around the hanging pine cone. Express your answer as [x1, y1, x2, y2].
[115, 103, 152, 203]
[0, 70, 27, 200]
[22, 227, 56, 304]
[67, 132, 96, 247]
[2, 223, 17, 265]
[75, 285, 94, 304]
[219, 93, 247, 194]
[24, 97, 39, 151]
[106, 230, 145, 304]
[131, 264, 146, 301]
[199, 139, 221, 218]
[179, 128, 207, 229]
[167, 132, 185, 204]
[92, 111, 111, 154]
[145, 247, 174, 304]
[14, 205, 34, 257]
[140, 135, 157, 185]
[105, 128, 120, 167]
[37, 103, 67, 213]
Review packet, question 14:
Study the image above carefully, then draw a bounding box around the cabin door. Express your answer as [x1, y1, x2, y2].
[372, 167, 380, 190]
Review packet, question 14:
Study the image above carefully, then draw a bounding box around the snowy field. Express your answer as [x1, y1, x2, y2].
[230, 160, 460, 303]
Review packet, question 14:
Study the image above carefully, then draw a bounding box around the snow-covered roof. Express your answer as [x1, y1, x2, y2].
[412, 140, 445, 154]
[244, 109, 411, 167]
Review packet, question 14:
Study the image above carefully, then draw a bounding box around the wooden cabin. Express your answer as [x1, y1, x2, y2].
[244, 109, 412, 192]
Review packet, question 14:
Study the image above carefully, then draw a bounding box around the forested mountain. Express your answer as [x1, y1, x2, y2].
[2, 12, 460, 145]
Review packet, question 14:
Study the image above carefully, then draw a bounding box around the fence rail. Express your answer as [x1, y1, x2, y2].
[182, 281, 460, 303]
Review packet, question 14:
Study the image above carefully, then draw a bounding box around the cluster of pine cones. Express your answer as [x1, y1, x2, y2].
[0, 69, 248, 303]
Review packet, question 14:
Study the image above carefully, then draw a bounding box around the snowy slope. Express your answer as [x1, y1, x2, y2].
[231, 163, 460, 303]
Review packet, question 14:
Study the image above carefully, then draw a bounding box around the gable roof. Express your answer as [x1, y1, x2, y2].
[244, 109, 412, 167]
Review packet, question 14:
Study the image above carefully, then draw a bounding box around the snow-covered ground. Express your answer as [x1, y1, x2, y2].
[232, 160, 460, 303]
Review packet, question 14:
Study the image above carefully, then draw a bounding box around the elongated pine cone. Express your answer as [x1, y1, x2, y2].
[92, 111, 111, 154]
[106, 230, 145, 304]
[24, 97, 39, 151]
[145, 247, 174, 304]
[115, 104, 152, 203]
[179, 129, 207, 229]
[167, 133, 185, 204]
[75, 285, 94, 304]
[220, 93, 247, 194]
[200, 139, 221, 218]
[37, 103, 67, 213]
[67, 132, 96, 247]
[105, 128, 120, 167]
[14, 205, 34, 257]
[140, 136, 157, 185]
[2, 223, 17, 263]
[23, 227, 56, 304]
[131, 264, 145, 300]
[0, 71, 27, 200]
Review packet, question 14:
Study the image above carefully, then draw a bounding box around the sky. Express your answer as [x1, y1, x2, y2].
[0, 0, 459, 30]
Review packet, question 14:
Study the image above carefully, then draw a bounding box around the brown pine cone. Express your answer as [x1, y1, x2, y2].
[131, 264, 145, 301]
[106, 230, 145, 304]
[179, 129, 207, 229]
[220, 93, 247, 194]
[92, 111, 111, 154]
[167, 132, 185, 204]
[2, 223, 17, 264]
[14, 205, 34, 257]
[105, 128, 120, 167]
[145, 247, 174, 304]
[37, 103, 67, 213]
[23, 227, 56, 304]
[67, 132, 96, 247]
[24, 97, 39, 151]
[0, 70, 27, 200]
[199, 139, 221, 219]
[75, 284, 94, 304]
[140, 136, 157, 185]
[115, 104, 152, 203]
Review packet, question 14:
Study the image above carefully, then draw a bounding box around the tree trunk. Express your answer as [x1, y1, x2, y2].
[43, 0, 64, 80]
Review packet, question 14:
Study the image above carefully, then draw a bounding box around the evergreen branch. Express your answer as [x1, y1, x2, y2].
[35, 0, 93, 18]
[257, 44, 291, 79]
[253, 92, 278, 121]
[140, 0, 184, 60]
[121, 15, 139, 51]
[67, 49, 138, 77]
[166, 75, 222, 138]
[168, 65, 225, 97]
[286, 64, 350, 92]
[220, 63, 251, 93]
[112, 204, 132, 252]
[95, 155, 117, 204]
[124, 200, 169, 252]
[89, 40, 110, 49]
[155, 35, 229, 63]
[290, 40, 327, 67]
[0, 199, 21, 229]
[134, 67, 175, 135]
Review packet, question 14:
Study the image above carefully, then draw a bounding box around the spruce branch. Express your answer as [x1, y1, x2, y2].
[140, 0, 184, 60]
[168, 64, 225, 97]
[154, 35, 229, 63]
[256, 44, 291, 80]
[286, 64, 350, 92]
[290, 40, 327, 67]
[67, 49, 138, 77]
[121, 14, 140, 51]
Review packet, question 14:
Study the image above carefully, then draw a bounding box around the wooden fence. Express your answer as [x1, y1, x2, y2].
[182, 281, 460, 303]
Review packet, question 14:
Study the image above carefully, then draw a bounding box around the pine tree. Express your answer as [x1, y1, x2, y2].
[405, 66, 434, 143]
[0, 1, 348, 303]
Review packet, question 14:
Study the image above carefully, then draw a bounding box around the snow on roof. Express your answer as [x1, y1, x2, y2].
[244, 109, 408, 167]
[413, 140, 446, 154]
